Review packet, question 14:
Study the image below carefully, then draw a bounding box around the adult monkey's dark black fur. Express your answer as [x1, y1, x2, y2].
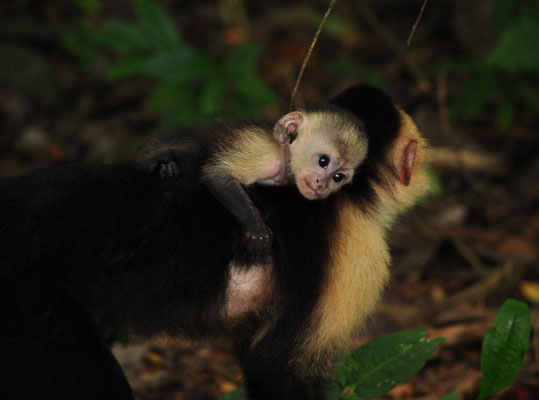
[0, 166, 334, 399]
[0, 85, 430, 400]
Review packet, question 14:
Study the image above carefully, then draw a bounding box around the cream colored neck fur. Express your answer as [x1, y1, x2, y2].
[211, 126, 288, 186]
[294, 109, 431, 378]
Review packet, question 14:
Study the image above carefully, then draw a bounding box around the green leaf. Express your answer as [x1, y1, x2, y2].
[133, 0, 182, 50]
[337, 329, 444, 399]
[99, 19, 153, 53]
[233, 75, 278, 108]
[144, 50, 215, 80]
[326, 380, 344, 400]
[478, 299, 531, 400]
[217, 387, 246, 400]
[337, 353, 357, 387]
[109, 49, 214, 82]
[107, 57, 149, 79]
[224, 42, 261, 79]
[487, 14, 539, 71]
[441, 391, 459, 400]
[200, 76, 226, 116]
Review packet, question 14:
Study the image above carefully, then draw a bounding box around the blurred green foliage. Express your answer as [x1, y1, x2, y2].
[322, 16, 387, 88]
[64, 0, 278, 125]
[73, 0, 101, 15]
[326, 59, 387, 88]
[443, 0, 539, 130]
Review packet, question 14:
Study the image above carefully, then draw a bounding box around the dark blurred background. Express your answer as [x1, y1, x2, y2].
[0, 0, 537, 399]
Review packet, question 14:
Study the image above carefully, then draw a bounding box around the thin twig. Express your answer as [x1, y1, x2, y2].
[449, 236, 490, 277]
[436, 73, 452, 137]
[358, 1, 430, 91]
[289, 0, 339, 110]
[407, 0, 429, 46]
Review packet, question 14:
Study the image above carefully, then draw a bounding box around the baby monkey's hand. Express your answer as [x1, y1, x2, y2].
[241, 220, 273, 261]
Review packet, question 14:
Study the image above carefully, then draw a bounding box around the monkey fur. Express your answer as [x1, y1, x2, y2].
[139, 108, 368, 259]
[0, 85, 430, 400]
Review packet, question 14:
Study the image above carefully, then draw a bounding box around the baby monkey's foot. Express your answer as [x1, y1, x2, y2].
[149, 161, 180, 179]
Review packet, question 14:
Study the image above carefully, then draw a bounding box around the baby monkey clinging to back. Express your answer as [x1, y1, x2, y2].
[141, 107, 368, 258]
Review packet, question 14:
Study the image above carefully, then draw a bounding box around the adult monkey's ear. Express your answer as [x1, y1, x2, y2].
[273, 112, 307, 145]
[398, 140, 417, 186]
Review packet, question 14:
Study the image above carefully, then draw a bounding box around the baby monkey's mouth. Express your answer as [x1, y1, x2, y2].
[299, 178, 327, 199]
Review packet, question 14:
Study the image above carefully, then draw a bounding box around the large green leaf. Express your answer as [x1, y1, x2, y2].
[337, 330, 444, 399]
[478, 299, 531, 400]
[133, 0, 182, 50]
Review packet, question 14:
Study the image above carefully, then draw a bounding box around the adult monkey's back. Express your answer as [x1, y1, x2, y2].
[0, 85, 430, 400]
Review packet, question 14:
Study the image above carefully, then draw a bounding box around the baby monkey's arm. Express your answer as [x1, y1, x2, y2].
[202, 170, 272, 259]
[143, 153, 272, 260]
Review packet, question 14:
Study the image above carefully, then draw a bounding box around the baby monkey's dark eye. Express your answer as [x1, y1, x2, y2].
[318, 155, 330, 168]
[333, 173, 345, 183]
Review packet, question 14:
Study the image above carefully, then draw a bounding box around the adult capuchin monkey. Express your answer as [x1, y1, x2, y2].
[0, 85, 430, 400]
[139, 107, 368, 259]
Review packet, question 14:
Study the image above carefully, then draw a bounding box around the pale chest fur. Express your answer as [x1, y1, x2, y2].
[297, 197, 391, 374]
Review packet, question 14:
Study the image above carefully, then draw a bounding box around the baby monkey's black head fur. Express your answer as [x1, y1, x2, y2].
[329, 84, 403, 207]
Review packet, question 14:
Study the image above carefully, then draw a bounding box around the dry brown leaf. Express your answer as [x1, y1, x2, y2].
[498, 236, 537, 258]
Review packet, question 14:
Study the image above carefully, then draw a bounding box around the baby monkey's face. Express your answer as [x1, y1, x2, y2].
[284, 111, 368, 200]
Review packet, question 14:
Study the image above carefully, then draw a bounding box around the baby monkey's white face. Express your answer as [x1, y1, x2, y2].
[274, 110, 368, 200]
[294, 143, 358, 199]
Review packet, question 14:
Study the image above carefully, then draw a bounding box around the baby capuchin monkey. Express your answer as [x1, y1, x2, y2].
[140, 108, 369, 258]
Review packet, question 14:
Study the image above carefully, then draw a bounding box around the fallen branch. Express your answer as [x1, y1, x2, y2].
[430, 146, 506, 174]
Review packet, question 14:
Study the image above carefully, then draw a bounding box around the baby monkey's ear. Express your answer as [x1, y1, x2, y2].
[273, 111, 307, 145]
